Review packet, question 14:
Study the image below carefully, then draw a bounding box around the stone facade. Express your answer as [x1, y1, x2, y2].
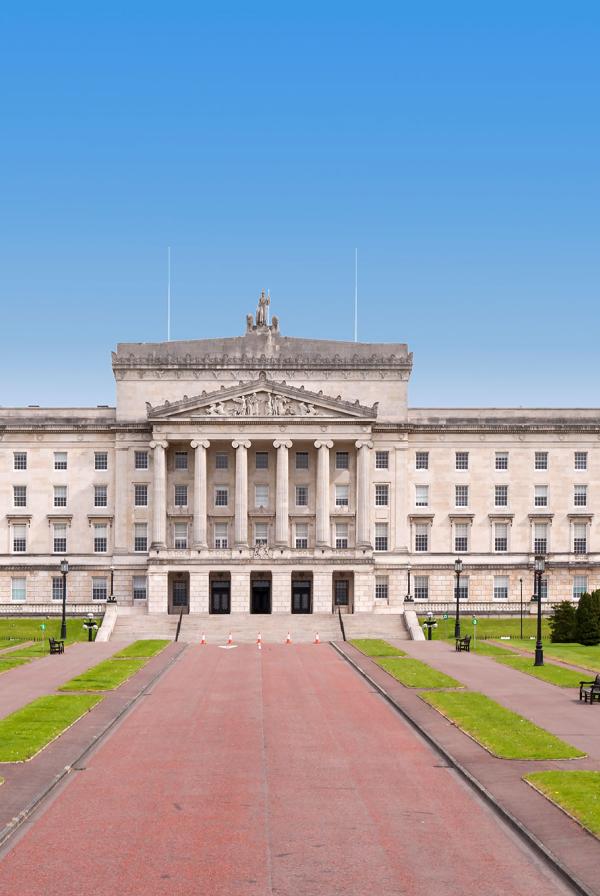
[1, 304, 598, 614]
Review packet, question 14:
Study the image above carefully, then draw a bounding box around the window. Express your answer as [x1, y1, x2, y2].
[455, 451, 469, 470]
[574, 523, 587, 555]
[174, 451, 188, 470]
[134, 450, 148, 470]
[11, 578, 26, 602]
[13, 451, 27, 470]
[535, 451, 548, 470]
[95, 451, 108, 470]
[375, 484, 389, 506]
[334, 580, 349, 606]
[255, 485, 269, 508]
[335, 451, 349, 470]
[375, 522, 388, 551]
[534, 523, 548, 554]
[13, 485, 27, 507]
[540, 577, 549, 600]
[54, 485, 67, 507]
[295, 451, 309, 470]
[534, 485, 548, 507]
[92, 577, 108, 601]
[454, 523, 469, 553]
[215, 487, 228, 507]
[295, 485, 309, 507]
[133, 576, 147, 600]
[214, 522, 228, 549]
[335, 523, 349, 549]
[174, 522, 188, 549]
[375, 451, 389, 470]
[94, 523, 107, 553]
[53, 523, 67, 553]
[493, 576, 509, 600]
[455, 485, 469, 507]
[54, 451, 68, 470]
[95, 485, 108, 507]
[495, 451, 508, 470]
[13, 524, 27, 553]
[255, 452, 269, 470]
[134, 523, 148, 552]
[254, 522, 268, 546]
[456, 575, 469, 601]
[415, 524, 428, 552]
[215, 453, 229, 470]
[415, 451, 429, 470]
[495, 485, 508, 507]
[494, 523, 508, 552]
[295, 523, 308, 549]
[375, 576, 389, 600]
[414, 576, 429, 600]
[174, 485, 188, 507]
[573, 576, 588, 600]
[134, 484, 147, 507]
[574, 485, 588, 507]
[415, 485, 429, 507]
[336, 484, 349, 507]
[52, 577, 64, 601]
[574, 451, 588, 471]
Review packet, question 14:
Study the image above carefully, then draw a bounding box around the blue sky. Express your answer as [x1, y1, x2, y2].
[1, 2, 599, 408]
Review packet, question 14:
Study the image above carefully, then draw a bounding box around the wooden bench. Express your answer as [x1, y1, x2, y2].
[455, 635, 471, 652]
[579, 674, 600, 703]
[49, 638, 65, 655]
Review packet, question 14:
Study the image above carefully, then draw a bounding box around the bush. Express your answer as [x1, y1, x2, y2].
[549, 601, 577, 643]
[575, 593, 600, 646]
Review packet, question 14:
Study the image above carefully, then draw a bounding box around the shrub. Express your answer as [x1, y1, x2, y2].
[549, 601, 577, 643]
[575, 593, 600, 646]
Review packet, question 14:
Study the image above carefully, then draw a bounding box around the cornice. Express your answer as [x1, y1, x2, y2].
[374, 422, 600, 435]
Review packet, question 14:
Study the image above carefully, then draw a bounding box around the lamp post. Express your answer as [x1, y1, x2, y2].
[405, 563, 413, 602]
[519, 577, 523, 640]
[454, 558, 463, 639]
[534, 554, 545, 667]
[60, 558, 69, 640]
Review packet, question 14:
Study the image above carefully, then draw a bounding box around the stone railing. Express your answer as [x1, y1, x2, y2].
[0, 603, 106, 616]
[412, 601, 559, 616]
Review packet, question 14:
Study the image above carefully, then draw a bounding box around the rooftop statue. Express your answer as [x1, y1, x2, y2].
[256, 289, 270, 327]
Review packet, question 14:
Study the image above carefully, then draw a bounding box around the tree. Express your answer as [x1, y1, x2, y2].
[575, 592, 600, 646]
[549, 601, 577, 643]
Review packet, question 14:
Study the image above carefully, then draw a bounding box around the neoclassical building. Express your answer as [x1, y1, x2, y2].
[1, 296, 598, 614]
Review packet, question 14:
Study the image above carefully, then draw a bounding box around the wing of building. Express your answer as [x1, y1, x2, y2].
[1, 302, 598, 616]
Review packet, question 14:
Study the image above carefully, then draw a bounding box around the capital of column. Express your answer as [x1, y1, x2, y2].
[191, 439, 210, 449]
[149, 440, 169, 450]
[273, 440, 292, 450]
[355, 440, 374, 450]
[232, 440, 251, 450]
[314, 439, 334, 450]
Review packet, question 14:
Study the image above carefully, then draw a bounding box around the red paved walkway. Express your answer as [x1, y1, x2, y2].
[0, 645, 574, 896]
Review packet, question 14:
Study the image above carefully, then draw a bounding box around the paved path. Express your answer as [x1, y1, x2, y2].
[0, 645, 574, 896]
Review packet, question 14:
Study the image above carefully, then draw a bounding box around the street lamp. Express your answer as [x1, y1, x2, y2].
[534, 554, 545, 667]
[454, 558, 463, 639]
[59, 558, 69, 640]
[405, 563, 413, 602]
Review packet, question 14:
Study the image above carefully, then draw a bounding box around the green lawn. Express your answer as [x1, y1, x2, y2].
[514, 642, 600, 673]
[376, 656, 462, 689]
[0, 639, 27, 651]
[0, 617, 102, 644]
[59, 658, 146, 692]
[420, 616, 551, 642]
[0, 656, 34, 675]
[421, 691, 584, 760]
[493, 654, 584, 688]
[350, 638, 406, 658]
[113, 639, 169, 659]
[0, 694, 102, 762]
[525, 771, 600, 838]
[469, 640, 519, 657]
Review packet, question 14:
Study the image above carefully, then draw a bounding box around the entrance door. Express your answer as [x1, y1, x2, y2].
[292, 580, 311, 614]
[210, 581, 230, 614]
[172, 580, 189, 611]
[334, 579, 350, 614]
[251, 579, 271, 614]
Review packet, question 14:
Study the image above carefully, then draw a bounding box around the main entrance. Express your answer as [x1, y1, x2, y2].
[291, 578, 312, 614]
[168, 572, 190, 614]
[250, 572, 272, 614]
[210, 574, 231, 614]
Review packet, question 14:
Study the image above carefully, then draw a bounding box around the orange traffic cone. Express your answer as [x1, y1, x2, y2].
[314, 632, 320, 645]
[285, 632, 291, 644]
[257, 632, 262, 650]
[200, 632, 206, 646]
[227, 632, 233, 646]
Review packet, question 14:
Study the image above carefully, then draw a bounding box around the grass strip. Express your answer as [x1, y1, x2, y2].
[59, 658, 146, 692]
[113, 639, 169, 659]
[376, 656, 462, 689]
[525, 771, 600, 838]
[0, 694, 102, 762]
[0, 656, 33, 675]
[0, 618, 101, 643]
[514, 642, 600, 673]
[0, 639, 27, 650]
[424, 616, 551, 642]
[493, 654, 584, 688]
[421, 691, 585, 760]
[351, 638, 406, 658]
[469, 640, 519, 657]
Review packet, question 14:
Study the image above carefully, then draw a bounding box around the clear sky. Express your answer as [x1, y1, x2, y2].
[1, 2, 599, 409]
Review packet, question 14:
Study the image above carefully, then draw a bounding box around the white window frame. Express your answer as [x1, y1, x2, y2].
[374, 522, 388, 552]
[494, 485, 508, 507]
[92, 577, 108, 601]
[574, 451, 588, 471]
[414, 575, 429, 601]
[174, 484, 188, 507]
[52, 576, 64, 601]
[335, 522, 349, 549]
[454, 522, 469, 553]
[54, 451, 68, 470]
[214, 522, 228, 549]
[94, 523, 108, 553]
[215, 486, 229, 507]
[574, 484, 588, 507]
[495, 451, 508, 470]
[295, 451, 309, 470]
[295, 485, 309, 507]
[415, 484, 429, 507]
[493, 575, 509, 601]
[134, 450, 149, 470]
[254, 522, 268, 547]
[415, 451, 429, 470]
[455, 451, 469, 470]
[255, 484, 269, 508]
[95, 485, 108, 508]
[494, 522, 508, 552]
[13, 485, 27, 507]
[375, 484, 389, 506]
[534, 485, 548, 507]
[174, 522, 188, 549]
[573, 522, 588, 555]
[134, 484, 148, 507]
[455, 484, 469, 507]
[255, 451, 269, 470]
[215, 453, 229, 470]
[534, 451, 548, 470]
[54, 485, 68, 508]
[335, 484, 350, 507]
[174, 451, 188, 470]
[13, 451, 27, 470]
[335, 451, 349, 470]
[533, 522, 548, 554]
[375, 451, 389, 470]
[375, 575, 389, 600]
[414, 524, 429, 553]
[573, 576, 588, 600]
[134, 522, 148, 552]
[295, 522, 308, 549]
[12, 523, 27, 553]
[53, 523, 67, 554]
[94, 451, 108, 471]
[132, 576, 148, 600]
[11, 577, 26, 602]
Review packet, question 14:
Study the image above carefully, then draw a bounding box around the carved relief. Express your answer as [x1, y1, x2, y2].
[199, 389, 323, 417]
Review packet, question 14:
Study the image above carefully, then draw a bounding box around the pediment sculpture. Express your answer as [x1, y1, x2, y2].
[205, 390, 322, 417]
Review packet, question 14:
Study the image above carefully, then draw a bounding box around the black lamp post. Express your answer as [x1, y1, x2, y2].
[534, 554, 545, 667]
[454, 558, 463, 639]
[519, 577, 523, 640]
[60, 558, 69, 640]
[405, 563, 413, 602]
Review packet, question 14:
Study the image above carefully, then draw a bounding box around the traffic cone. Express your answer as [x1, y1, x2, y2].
[257, 632, 262, 649]
[227, 632, 233, 646]
[285, 632, 291, 644]
[314, 632, 320, 645]
[200, 632, 206, 646]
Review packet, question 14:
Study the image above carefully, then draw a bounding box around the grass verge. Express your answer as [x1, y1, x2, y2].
[421, 691, 584, 760]
[0, 656, 33, 675]
[515, 642, 600, 673]
[525, 771, 600, 838]
[0, 618, 101, 643]
[350, 639, 405, 658]
[0, 694, 102, 762]
[113, 639, 169, 659]
[376, 656, 462, 689]
[421, 616, 551, 641]
[59, 658, 146, 692]
[493, 654, 584, 688]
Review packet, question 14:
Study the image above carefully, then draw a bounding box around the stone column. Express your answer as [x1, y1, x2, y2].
[191, 439, 210, 549]
[113, 446, 129, 554]
[273, 439, 292, 546]
[314, 440, 333, 546]
[355, 440, 374, 547]
[232, 440, 251, 546]
[150, 440, 168, 549]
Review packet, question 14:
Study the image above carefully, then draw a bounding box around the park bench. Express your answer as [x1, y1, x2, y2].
[455, 635, 471, 652]
[49, 638, 65, 655]
[579, 675, 600, 703]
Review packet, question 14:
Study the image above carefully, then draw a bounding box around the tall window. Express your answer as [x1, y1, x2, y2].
[11, 578, 26, 602]
[95, 485, 108, 507]
[573, 576, 588, 600]
[335, 523, 349, 549]
[375, 451, 389, 469]
[540, 577, 548, 600]
[13, 485, 27, 507]
[533, 523, 548, 554]
[255, 485, 269, 508]
[254, 522, 268, 546]
[574, 484, 588, 507]
[215, 453, 229, 470]
[53, 523, 67, 553]
[54, 451, 68, 470]
[215, 487, 228, 507]
[534, 485, 548, 507]
[13, 451, 27, 470]
[454, 523, 468, 553]
[456, 575, 469, 601]
[414, 576, 429, 600]
[415, 524, 428, 552]
[295, 451, 309, 470]
[255, 452, 269, 470]
[535, 451, 548, 470]
[92, 577, 108, 600]
[295, 485, 309, 507]
[494, 523, 508, 552]
[214, 522, 228, 549]
[495, 485, 508, 507]
[415, 485, 429, 507]
[52, 577, 64, 601]
[335, 484, 349, 507]
[94, 451, 108, 471]
[295, 523, 308, 549]
[94, 523, 107, 553]
[455, 451, 469, 470]
[375, 523, 388, 551]
[573, 523, 587, 554]
[493, 576, 509, 600]
[174, 522, 188, 549]
[134, 451, 148, 470]
[134, 484, 148, 506]
[415, 451, 429, 470]
[455, 485, 469, 507]
[12, 524, 27, 553]
[174, 451, 188, 470]
[375, 576, 389, 600]
[174, 485, 188, 507]
[375, 484, 389, 506]
[133, 577, 148, 600]
[574, 451, 588, 470]
[54, 485, 67, 507]
[495, 451, 508, 470]
[335, 451, 349, 470]
[134, 523, 148, 552]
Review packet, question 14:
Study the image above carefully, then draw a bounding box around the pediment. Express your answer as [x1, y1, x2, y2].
[146, 375, 378, 421]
